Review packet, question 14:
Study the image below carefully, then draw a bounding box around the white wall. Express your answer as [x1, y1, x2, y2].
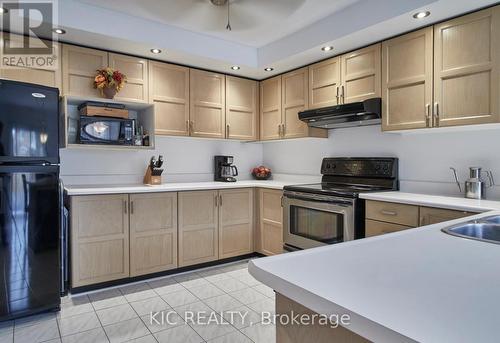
[60, 136, 263, 185]
[262, 126, 500, 200]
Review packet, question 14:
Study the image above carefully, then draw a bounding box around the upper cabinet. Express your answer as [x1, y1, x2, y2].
[260, 75, 282, 140]
[190, 69, 226, 138]
[260, 71, 327, 140]
[382, 27, 434, 131]
[62, 46, 148, 103]
[341, 43, 381, 104]
[62, 45, 108, 98]
[0, 33, 62, 89]
[309, 57, 341, 109]
[433, 6, 500, 127]
[225, 76, 258, 140]
[149, 62, 190, 136]
[109, 53, 149, 103]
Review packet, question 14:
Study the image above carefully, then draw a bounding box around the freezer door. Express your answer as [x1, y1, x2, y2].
[0, 165, 60, 320]
[0, 79, 59, 164]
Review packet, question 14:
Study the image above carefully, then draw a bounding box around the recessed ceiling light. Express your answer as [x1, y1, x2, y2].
[321, 46, 333, 52]
[53, 28, 66, 34]
[150, 48, 161, 54]
[264, 67, 274, 72]
[413, 11, 430, 19]
[0, 7, 8, 14]
[231, 65, 240, 70]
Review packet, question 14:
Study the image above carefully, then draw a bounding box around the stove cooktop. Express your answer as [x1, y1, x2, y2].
[283, 182, 391, 197]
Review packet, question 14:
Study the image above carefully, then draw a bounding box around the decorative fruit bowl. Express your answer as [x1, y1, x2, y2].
[252, 166, 272, 180]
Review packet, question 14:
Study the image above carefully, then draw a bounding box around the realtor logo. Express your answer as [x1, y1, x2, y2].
[0, 1, 59, 70]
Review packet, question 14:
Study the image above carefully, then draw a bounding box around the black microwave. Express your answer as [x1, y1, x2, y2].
[79, 116, 134, 145]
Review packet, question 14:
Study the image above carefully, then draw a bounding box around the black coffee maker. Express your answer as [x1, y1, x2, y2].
[214, 156, 238, 182]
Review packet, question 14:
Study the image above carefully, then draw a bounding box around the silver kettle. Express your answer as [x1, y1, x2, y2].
[450, 167, 495, 199]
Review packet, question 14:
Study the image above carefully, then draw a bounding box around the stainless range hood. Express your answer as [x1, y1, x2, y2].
[299, 98, 381, 129]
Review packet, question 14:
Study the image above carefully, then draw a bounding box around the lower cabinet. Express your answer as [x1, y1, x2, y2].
[71, 194, 130, 287]
[257, 188, 283, 256]
[129, 193, 177, 277]
[219, 188, 254, 259]
[178, 190, 219, 267]
[365, 200, 478, 237]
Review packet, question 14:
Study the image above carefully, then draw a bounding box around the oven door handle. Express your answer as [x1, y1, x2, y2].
[283, 192, 353, 206]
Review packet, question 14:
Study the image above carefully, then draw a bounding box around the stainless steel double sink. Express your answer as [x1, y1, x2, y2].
[442, 215, 500, 244]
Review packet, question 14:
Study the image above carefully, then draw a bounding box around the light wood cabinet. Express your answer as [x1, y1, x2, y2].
[129, 193, 177, 277]
[366, 200, 419, 227]
[178, 190, 219, 267]
[309, 57, 341, 109]
[109, 53, 148, 103]
[340, 43, 381, 104]
[282, 67, 310, 138]
[219, 188, 254, 258]
[260, 75, 282, 140]
[434, 6, 500, 127]
[62, 45, 108, 98]
[365, 219, 410, 237]
[382, 27, 434, 130]
[0, 33, 62, 89]
[71, 194, 129, 287]
[419, 207, 474, 226]
[149, 62, 190, 136]
[225, 76, 258, 140]
[257, 189, 283, 256]
[190, 69, 225, 138]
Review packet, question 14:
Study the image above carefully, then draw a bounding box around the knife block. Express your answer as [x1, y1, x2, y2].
[143, 166, 162, 185]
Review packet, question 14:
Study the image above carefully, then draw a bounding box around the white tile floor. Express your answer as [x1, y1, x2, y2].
[1, 259, 276, 343]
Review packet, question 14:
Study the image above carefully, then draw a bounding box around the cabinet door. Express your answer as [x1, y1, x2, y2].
[149, 62, 190, 136]
[62, 44, 108, 98]
[382, 27, 433, 131]
[365, 219, 411, 237]
[190, 70, 225, 138]
[341, 43, 381, 103]
[282, 67, 309, 138]
[0, 33, 62, 89]
[219, 189, 254, 259]
[225, 76, 258, 140]
[434, 7, 500, 127]
[260, 76, 282, 140]
[419, 207, 475, 226]
[129, 193, 177, 277]
[178, 190, 219, 267]
[258, 189, 283, 256]
[71, 195, 129, 287]
[309, 57, 341, 109]
[109, 53, 148, 103]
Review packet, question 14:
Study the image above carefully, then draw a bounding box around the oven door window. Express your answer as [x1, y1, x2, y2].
[289, 205, 343, 244]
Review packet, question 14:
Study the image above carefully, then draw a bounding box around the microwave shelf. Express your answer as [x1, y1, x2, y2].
[60, 96, 155, 150]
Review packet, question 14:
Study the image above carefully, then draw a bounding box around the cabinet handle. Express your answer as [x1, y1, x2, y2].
[186, 120, 190, 134]
[281, 124, 286, 137]
[336, 86, 340, 103]
[280, 196, 284, 207]
[278, 124, 282, 137]
[433, 102, 439, 127]
[425, 103, 431, 127]
[226, 124, 230, 138]
[380, 210, 397, 216]
[130, 201, 134, 214]
[190, 120, 194, 134]
[341, 85, 345, 104]
[219, 194, 223, 207]
[123, 200, 128, 214]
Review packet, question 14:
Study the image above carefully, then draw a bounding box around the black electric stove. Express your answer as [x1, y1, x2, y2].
[282, 157, 399, 251]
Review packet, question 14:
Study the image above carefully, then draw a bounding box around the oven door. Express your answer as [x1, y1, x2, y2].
[283, 192, 354, 250]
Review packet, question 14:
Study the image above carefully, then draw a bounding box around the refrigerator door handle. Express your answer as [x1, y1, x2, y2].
[59, 179, 68, 295]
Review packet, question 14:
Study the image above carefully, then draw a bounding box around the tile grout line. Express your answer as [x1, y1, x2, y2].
[88, 295, 111, 343]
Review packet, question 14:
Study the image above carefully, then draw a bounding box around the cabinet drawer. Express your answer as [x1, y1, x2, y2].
[365, 219, 411, 237]
[366, 200, 419, 227]
[419, 206, 475, 226]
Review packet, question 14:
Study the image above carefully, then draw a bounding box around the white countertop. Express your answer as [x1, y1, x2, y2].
[360, 191, 500, 212]
[65, 180, 294, 195]
[249, 210, 500, 342]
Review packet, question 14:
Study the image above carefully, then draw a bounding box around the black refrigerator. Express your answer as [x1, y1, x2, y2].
[0, 79, 61, 320]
